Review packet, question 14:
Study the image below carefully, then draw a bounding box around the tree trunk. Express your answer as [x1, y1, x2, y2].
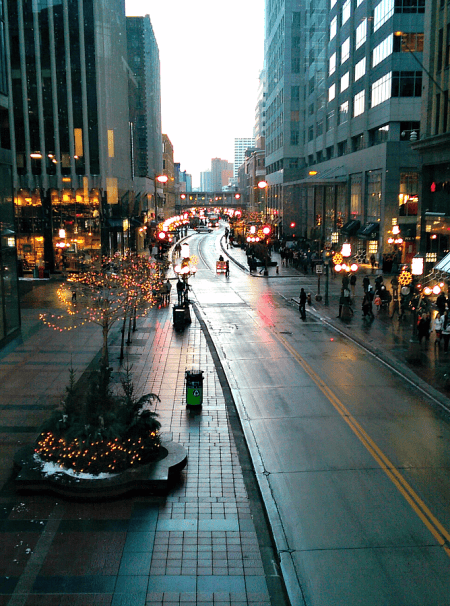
[102, 318, 109, 368]
[119, 314, 127, 361]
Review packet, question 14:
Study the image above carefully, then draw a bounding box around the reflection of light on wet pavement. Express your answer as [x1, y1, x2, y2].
[256, 292, 277, 326]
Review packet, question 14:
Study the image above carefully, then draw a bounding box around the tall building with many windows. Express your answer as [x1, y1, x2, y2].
[234, 137, 255, 179]
[0, 0, 20, 347]
[6, 0, 139, 270]
[412, 0, 450, 267]
[211, 158, 233, 191]
[264, 0, 424, 264]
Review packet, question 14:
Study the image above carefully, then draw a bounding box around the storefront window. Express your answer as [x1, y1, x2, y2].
[0, 163, 20, 342]
[399, 172, 418, 215]
[367, 171, 382, 220]
[350, 174, 362, 217]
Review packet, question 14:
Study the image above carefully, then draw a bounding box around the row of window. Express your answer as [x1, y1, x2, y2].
[329, 0, 424, 41]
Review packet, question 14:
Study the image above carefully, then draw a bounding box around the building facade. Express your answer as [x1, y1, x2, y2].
[234, 137, 255, 179]
[211, 157, 233, 191]
[127, 15, 163, 246]
[200, 170, 212, 192]
[6, 0, 160, 270]
[264, 0, 424, 264]
[412, 0, 450, 268]
[0, 0, 20, 347]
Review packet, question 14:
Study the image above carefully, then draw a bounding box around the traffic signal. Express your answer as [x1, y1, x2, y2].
[290, 222, 296, 228]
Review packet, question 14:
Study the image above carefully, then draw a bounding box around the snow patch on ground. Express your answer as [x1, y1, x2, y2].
[33, 454, 117, 479]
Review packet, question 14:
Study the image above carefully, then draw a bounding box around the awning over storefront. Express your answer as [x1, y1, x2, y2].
[106, 218, 124, 228]
[341, 219, 361, 236]
[434, 252, 450, 273]
[357, 222, 380, 240]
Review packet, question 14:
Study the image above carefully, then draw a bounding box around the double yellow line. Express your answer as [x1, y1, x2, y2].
[276, 331, 450, 558]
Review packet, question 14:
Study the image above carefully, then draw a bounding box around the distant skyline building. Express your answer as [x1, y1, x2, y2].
[200, 171, 212, 192]
[254, 68, 267, 148]
[211, 158, 233, 191]
[234, 138, 255, 179]
[126, 16, 163, 182]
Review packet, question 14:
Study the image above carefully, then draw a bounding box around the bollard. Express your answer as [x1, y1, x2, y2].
[185, 369, 204, 409]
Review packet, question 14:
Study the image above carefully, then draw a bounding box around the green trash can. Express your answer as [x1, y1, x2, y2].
[185, 370, 204, 408]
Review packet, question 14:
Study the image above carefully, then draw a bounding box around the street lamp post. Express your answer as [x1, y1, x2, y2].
[323, 251, 331, 306]
[258, 180, 268, 222]
[156, 174, 168, 222]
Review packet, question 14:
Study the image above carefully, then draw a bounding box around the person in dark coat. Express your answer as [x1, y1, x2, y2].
[436, 291, 447, 316]
[363, 275, 370, 293]
[417, 312, 431, 346]
[176, 279, 185, 305]
[299, 288, 307, 320]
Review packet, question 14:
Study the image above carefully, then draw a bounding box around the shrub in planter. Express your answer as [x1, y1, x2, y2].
[35, 364, 161, 475]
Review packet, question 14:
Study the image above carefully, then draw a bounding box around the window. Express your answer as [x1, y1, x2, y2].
[331, 0, 337, 8]
[329, 52, 336, 75]
[391, 71, 422, 97]
[354, 90, 365, 116]
[308, 126, 314, 141]
[290, 130, 299, 145]
[342, 0, 351, 24]
[370, 124, 389, 145]
[291, 86, 300, 101]
[339, 101, 349, 124]
[330, 16, 337, 40]
[367, 171, 382, 219]
[341, 71, 350, 92]
[373, 34, 393, 67]
[371, 72, 392, 107]
[394, 0, 425, 13]
[374, 0, 394, 31]
[309, 102, 315, 115]
[341, 38, 350, 64]
[326, 109, 335, 130]
[394, 32, 424, 53]
[352, 134, 364, 151]
[355, 57, 366, 81]
[338, 140, 348, 155]
[292, 57, 300, 73]
[355, 19, 367, 50]
[309, 76, 315, 94]
[350, 174, 362, 216]
[357, 0, 364, 6]
[399, 172, 419, 216]
[329, 83, 336, 101]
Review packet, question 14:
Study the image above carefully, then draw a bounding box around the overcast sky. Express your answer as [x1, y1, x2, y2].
[125, 0, 265, 188]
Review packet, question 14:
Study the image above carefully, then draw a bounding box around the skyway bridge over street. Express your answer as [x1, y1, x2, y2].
[175, 191, 246, 212]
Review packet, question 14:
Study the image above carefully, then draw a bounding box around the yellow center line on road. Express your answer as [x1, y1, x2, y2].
[275, 331, 450, 558]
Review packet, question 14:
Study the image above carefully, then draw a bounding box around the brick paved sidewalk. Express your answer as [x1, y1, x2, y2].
[0, 290, 287, 606]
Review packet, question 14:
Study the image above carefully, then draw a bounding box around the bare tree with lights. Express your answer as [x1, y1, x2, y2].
[40, 254, 164, 367]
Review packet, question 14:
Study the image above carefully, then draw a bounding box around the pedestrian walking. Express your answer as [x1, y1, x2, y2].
[350, 273, 357, 297]
[362, 293, 374, 319]
[363, 275, 370, 293]
[225, 260, 229, 277]
[434, 312, 443, 348]
[436, 291, 447, 316]
[370, 254, 376, 273]
[390, 275, 399, 301]
[176, 279, 185, 305]
[417, 312, 431, 346]
[163, 279, 172, 306]
[442, 311, 450, 353]
[299, 288, 307, 321]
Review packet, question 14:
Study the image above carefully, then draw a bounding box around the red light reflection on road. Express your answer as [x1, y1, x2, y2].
[256, 292, 277, 326]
